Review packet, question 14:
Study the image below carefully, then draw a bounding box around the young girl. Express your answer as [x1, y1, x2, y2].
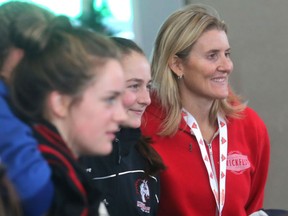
[80, 37, 165, 216]
[10, 16, 127, 216]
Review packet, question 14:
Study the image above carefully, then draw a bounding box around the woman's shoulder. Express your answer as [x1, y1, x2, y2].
[143, 94, 167, 124]
[229, 106, 268, 132]
[242, 106, 266, 124]
[141, 99, 165, 136]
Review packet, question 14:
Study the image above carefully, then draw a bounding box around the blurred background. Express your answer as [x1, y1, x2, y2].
[1, 0, 287, 209]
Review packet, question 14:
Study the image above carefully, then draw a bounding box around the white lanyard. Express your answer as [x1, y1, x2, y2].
[182, 109, 228, 215]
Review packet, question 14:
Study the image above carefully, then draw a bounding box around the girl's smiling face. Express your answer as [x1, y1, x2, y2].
[121, 51, 152, 128]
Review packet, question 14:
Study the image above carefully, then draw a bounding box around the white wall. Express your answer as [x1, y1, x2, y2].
[132, 0, 184, 58]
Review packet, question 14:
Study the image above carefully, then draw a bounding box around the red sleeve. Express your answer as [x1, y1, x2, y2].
[246, 115, 270, 214]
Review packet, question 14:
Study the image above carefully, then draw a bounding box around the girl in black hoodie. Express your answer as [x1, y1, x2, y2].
[80, 37, 165, 216]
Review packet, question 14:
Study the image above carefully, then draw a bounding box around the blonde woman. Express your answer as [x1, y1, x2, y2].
[141, 4, 270, 216]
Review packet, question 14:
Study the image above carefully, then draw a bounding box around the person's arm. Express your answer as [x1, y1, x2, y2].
[246, 118, 270, 214]
[0, 83, 54, 216]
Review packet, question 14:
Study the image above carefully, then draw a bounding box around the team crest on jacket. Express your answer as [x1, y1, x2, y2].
[227, 151, 251, 174]
[135, 179, 150, 213]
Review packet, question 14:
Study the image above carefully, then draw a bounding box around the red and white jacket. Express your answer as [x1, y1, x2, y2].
[141, 99, 270, 216]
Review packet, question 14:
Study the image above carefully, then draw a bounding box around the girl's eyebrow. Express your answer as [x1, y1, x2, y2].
[126, 78, 143, 82]
[105, 90, 123, 96]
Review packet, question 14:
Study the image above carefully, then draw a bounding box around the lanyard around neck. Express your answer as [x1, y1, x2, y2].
[182, 109, 228, 215]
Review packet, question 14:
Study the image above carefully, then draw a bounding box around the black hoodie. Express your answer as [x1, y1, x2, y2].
[80, 128, 160, 216]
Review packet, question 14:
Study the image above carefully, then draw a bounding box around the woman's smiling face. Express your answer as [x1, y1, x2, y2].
[178, 29, 233, 103]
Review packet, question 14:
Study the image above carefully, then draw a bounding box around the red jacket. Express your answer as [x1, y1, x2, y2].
[141, 100, 270, 216]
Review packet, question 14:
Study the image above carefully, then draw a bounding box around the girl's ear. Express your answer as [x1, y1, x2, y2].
[1, 47, 24, 81]
[168, 55, 184, 77]
[47, 91, 71, 118]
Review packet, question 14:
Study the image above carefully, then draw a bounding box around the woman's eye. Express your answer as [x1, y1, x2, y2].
[207, 53, 217, 60]
[147, 83, 152, 91]
[225, 52, 231, 58]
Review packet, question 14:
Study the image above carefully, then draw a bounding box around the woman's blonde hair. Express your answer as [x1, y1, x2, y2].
[151, 4, 245, 136]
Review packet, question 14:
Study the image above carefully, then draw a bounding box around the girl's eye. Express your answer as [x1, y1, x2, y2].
[127, 83, 140, 91]
[105, 96, 117, 105]
[131, 84, 139, 89]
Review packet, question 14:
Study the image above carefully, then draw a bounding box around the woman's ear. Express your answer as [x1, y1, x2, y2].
[47, 91, 71, 118]
[168, 55, 184, 77]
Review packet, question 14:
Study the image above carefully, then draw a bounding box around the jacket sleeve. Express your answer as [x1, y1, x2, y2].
[0, 91, 54, 216]
[246, 117, 270, 214]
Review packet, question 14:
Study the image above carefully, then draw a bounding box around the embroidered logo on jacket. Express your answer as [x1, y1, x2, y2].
[226, 151, 251, 174]
[135, 179, 150, 213]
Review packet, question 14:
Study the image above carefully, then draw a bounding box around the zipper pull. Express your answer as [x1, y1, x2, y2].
[207, 143, 213, 154]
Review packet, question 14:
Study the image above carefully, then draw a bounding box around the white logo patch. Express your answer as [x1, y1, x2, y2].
[135, 179, 151, 213]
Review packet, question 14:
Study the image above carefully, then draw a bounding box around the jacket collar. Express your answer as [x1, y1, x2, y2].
[115, 127, 141, 157]
[145, 96, 191, 134]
